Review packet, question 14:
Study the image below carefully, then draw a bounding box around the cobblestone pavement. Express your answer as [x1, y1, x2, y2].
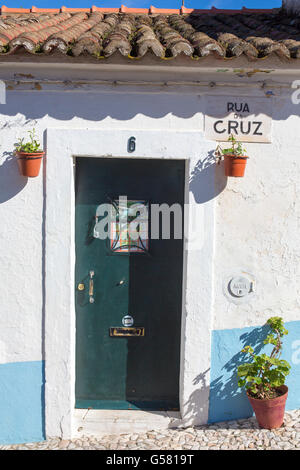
[1, 410, 300, 450]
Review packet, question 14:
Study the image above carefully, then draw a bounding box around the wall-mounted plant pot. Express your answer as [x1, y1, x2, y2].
[247, 385, 288, 429]
[224, 154, 248, 177]
[16, 151, 45, 178]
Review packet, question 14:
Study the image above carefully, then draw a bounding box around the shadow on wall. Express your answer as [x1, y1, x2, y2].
[185, 368, 211, 425]
[189, 150, 227, 204]
[2, 92, 203, 122]
[167, 368, 211, 428]
[2, 88, 297, 121]
[0, 151, 27, 203]
[208, 324, 270, 423]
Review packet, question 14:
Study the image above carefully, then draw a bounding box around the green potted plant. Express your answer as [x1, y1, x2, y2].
[217, 134, 248, 177]
[237, 317, 291, 429]
[15, 128, 45, 177]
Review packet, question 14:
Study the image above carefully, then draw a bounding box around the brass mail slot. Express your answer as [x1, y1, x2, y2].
[110, 327, 145, 337]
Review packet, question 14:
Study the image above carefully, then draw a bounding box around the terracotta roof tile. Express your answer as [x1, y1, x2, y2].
[0, 6, 299, 61]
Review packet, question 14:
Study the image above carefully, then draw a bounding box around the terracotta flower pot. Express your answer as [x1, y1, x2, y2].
[247, 385, 288, 429]
[16, 151, 45, 177]
[224, 153, 248, 177]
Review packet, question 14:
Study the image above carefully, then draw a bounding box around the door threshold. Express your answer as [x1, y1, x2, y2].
[73, 409, 182, 438]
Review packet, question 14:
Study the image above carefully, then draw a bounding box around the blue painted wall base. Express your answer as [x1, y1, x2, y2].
[0, 361, 45, 445]
[208, 321, 300, 423]
[0, 322, 299, 443]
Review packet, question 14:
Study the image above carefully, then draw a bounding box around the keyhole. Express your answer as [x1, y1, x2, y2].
[128, 136, 136, 153]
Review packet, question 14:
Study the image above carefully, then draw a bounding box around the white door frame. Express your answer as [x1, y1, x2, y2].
[45, 128, 215, 438]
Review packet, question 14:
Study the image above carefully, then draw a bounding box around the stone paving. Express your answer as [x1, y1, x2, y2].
[1, 410, 300, 450]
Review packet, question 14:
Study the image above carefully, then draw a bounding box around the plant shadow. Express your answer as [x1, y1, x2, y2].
[189, 150, 227, 204]
[0, 151, 27, 203]
[208, 324, 271, 423]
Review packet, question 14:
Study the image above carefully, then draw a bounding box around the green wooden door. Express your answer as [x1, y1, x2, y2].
[75, 157, 185, 410]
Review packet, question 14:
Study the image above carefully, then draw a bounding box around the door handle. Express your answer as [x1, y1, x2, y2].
[89, 270, 95, 303]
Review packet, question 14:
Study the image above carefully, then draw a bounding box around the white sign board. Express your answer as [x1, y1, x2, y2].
[205, 96, 272, 143]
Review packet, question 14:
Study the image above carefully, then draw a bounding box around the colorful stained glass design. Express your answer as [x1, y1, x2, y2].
[110, 198, 149, 253]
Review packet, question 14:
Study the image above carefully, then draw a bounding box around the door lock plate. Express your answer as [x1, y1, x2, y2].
[77, 283, 85, 291]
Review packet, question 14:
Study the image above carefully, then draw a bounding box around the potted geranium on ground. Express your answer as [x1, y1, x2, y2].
[237, 317, 291, 429]
[216, 134, 248, 177]
[15, 129, 45, 177]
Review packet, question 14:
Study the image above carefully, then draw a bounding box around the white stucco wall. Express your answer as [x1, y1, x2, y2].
[0, 129, 44, 365]
[0, 62, 299, 438]
[0, 84, 202, 367]
[0, 87, 206, 368]
[213, 103, 300, 330]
